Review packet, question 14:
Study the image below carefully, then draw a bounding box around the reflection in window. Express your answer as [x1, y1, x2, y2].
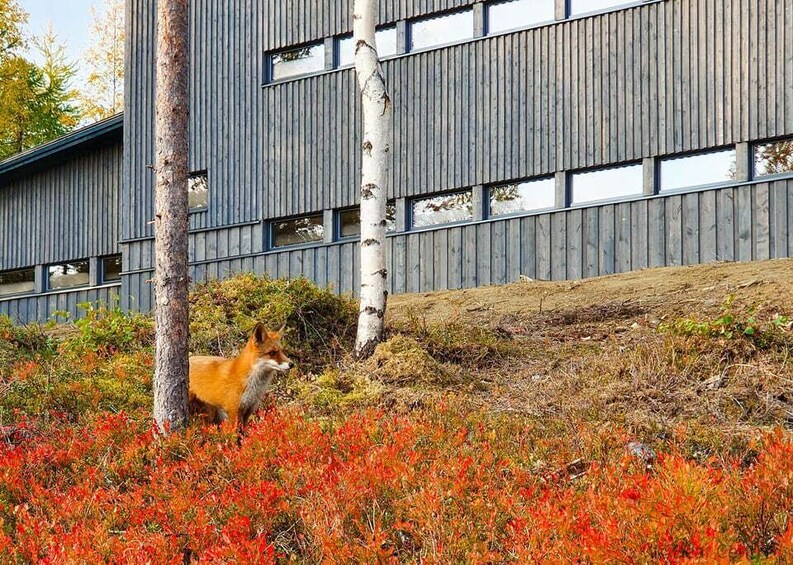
[660, 149, 737, 192]
[569, 0, 640, 16]
[571, 164, 643, 205]
[270, 43, 325, 81]
[272, 214, 325, 248]
[410, 9, 474, 52]
[48, 261, 90, 290]
[487, 0, 555, 35]
[337, 27, 398, 68]
[489, 178, 555, 216]
[102, 255, 122, 283]
[754, 138, 793, 177]
[412, 191, 473, 228]
[188, 172, 209, 210]
[338, 203, 397, 238]
[0, 268, 35, 297]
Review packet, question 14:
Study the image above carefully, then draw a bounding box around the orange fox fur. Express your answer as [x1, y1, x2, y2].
[188, 323, 292, 429]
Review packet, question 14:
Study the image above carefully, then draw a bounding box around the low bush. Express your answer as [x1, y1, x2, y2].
[189, 274, 358, 371]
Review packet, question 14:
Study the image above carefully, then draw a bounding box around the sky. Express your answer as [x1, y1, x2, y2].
[20, 0, 97, 80]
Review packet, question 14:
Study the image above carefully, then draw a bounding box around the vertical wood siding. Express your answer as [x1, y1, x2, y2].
[123, 0, 793, 241]
[120, 179, 793, 312]
[0, 286, 120, 324]
[0, 142, 122, 269]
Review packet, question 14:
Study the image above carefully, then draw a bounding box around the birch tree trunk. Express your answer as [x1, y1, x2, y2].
[153, 0, 190, 434]
[353, 0, 392, 359]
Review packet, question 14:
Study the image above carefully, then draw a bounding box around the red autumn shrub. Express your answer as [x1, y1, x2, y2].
[1, 406, 792, 562]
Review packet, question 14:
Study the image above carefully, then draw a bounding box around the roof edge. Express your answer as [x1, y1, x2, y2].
[0, 114, 124, 183]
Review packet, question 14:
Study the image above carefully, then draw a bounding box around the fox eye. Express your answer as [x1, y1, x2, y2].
[266, 350, 277, 356]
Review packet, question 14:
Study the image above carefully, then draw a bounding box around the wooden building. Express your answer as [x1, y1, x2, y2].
[2, 0, 792, 322]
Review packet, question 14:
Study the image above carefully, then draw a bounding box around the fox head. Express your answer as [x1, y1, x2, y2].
[248, 322, 293, 372]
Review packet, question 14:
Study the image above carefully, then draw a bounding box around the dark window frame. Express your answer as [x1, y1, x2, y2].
[486, 176, 557, 219]
[485, 0, 556, 36]
[335, 26, 399, 68]
[266, 40, 326, 83]
[407, 7, 476, 53]
[188, 170, 209, 213]
[335, 202, 398, 240]
[752, 136, 793, 181]
[100, 255, 123, 284]
[658, 146, 739, 193]
[46, 260, 91, 292]
[269, 212, 326, 249]
[409, 189, 475, 230]
[569, 161, 644, 207]
[0, 267, 36, 298]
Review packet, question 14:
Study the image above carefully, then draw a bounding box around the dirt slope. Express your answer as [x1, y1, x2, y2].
[379, 260, 793, 445]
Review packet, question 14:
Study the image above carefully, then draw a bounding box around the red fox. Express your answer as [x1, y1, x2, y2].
[188, 323, 292, 429]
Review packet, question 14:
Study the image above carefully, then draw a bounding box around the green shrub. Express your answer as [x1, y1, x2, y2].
[189, 274, 358, 371]
[65, 302, 154, 358]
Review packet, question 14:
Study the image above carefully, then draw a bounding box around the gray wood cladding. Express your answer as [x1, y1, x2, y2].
[123, 0, 793, 241]
[0, 286, 120, 324]
[0, 142, 122, 270]
[119, 179, 793, 312]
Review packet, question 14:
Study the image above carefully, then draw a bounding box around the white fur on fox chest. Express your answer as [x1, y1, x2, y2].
[238, 359, 281, 415]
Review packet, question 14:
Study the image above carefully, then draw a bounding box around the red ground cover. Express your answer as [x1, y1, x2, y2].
[1, 406, 792, 563]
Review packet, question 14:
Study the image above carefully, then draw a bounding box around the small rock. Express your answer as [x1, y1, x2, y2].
[699, 375, 724, 391]
[627, 441, 656, 465]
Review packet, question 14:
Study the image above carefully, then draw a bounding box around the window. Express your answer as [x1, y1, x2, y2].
[754, 138, 793, 178]
[487, 0, 555, 35]
[660, 149, 737, 192]
[338, 203, 397, 238]
[48, 261, 90, 290]
[188, 172, 209, 210]
[410, 9, 474, 52]
[412, 190, 473, 228]
[571, 164, 643, 205]
[101, 255, 122, 283]
[569, 0, 643, 17]
[337, 27, 398, 68]
[271, 214, 325, 248]
[489, 178, 556, 217]
[270, 43, 325, 81]
[0, 268, 35, 297]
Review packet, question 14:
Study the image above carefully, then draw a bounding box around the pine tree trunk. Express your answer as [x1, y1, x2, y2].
[153, 0, 190, 434]
[353, 0, 392, 359]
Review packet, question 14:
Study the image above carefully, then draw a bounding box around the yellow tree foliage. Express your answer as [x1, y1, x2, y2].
[79, 0, 125, 123]
[0, 2, 80, 160]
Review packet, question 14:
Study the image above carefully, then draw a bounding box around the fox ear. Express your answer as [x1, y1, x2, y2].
[277, 322, 286, 335]
[252, 323, 266, 344]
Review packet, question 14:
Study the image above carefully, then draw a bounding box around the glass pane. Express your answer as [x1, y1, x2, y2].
[338, 203, 397, 237]
[660, 149, 737, 192]
[487, 0, 555, 34]
[754, 138, 793, 177]
[571, 164, 643, 205]
[0, 268, 35, 297]
[271, 43, 325, 80]
[48, 261, 90, 290]
[569, 0, 636, 16]
[102, 255, 122, 283]
[272, 215, 325, 247]
[490, 178, 556, 216]
[410, 10, 474, 51]
[412, 191, 473, 228]
[188, 173, 209, 210]
[337, 27, 398, 68]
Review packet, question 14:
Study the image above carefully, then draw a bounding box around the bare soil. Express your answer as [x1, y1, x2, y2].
[382, 260, 793, 446]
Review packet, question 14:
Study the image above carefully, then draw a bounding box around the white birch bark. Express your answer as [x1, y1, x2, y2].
[153, 0, 190, 433]
[353, 0, 392, 359]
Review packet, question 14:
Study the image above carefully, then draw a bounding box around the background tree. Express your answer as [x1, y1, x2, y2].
[0, 2, 79, 160]
[79, 0, 125, 123]
[353, 0, 392, 359]
[152, 0, 190, 434]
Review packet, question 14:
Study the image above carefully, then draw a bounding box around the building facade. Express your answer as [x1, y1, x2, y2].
[2, 0, 792, 322]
